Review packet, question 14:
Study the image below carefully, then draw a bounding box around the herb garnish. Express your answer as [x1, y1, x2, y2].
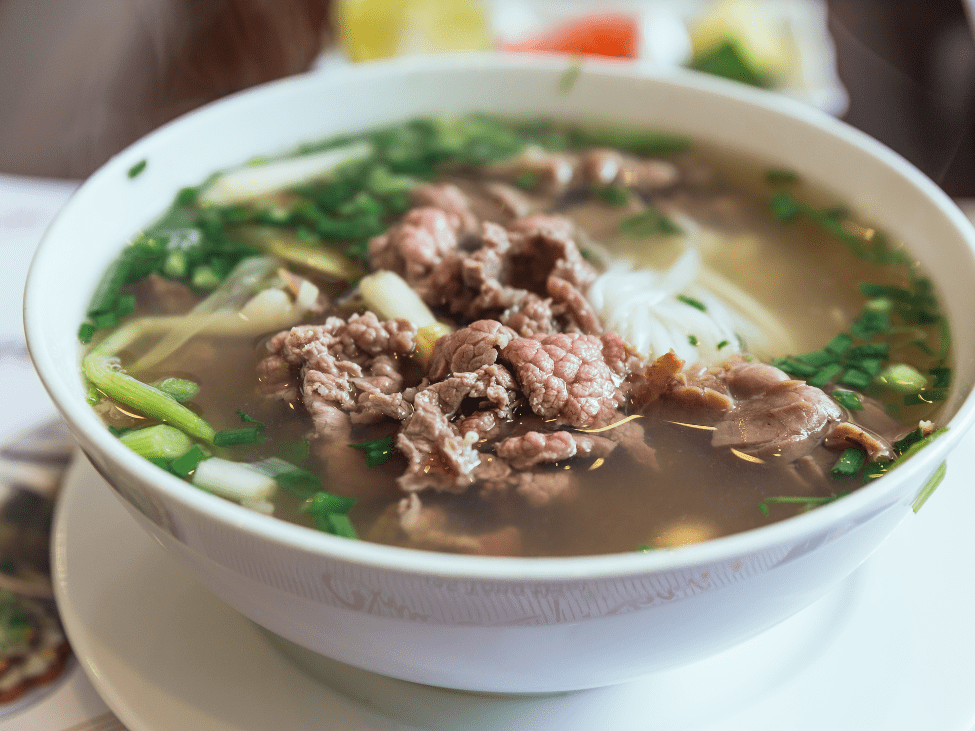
[349, 435, 397, 466]
[213, 410, 267, 447]
[677, 294, 707, 311]
[127, 159, 148, 179]
[758, 493, 848, 516]
[619, 207, 682, 238]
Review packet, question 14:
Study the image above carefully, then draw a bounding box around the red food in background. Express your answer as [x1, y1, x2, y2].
[504, 13, 639, 59]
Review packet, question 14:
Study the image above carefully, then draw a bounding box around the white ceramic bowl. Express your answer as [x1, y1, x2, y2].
[26, 54, 975, 693]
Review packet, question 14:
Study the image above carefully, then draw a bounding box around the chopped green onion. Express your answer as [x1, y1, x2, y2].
[772, 357, 818, 379]
[277, 439, 310, 465]
[349, 435, 396, 467]
[82, 350, 215, 444]
[930, 366, 952, 389]
[832, 389, 864, 411]
[119, 424, 194, 460]
[567, 126, 690, 156]
[93, 312, 119, 330]
[170, 445, 209, 478]
[768, 190, 803, 222]
[857, 358, 885, 378]
[214, 426, 265, 447]
[758, 493, 848, 515]
[830, 448, 866, 478]
[825, 333, 853, 356]
[896, 427, 948, 463]
[303, 491, 356, 517]
[847, 342, 890, 360]
[688, 334, 699, 346]
[191, 265, 221, 290]
[273, 467, 323, 498]
[893, 426, 926, 454]
[78, 322, 96, 345]
[794, 349, 837, 368]
[808, 363, 843, 388]
[849, 310, 892, 339]
[717, 340, 730, 350]
[317, 512, 358, 539]
[837, 368, 872, 390]
[903, 389, 948, 406]
[863, 460, 891, 481]
[875, 363, 927, 394]
[152, 377, 200, 403]
[192, 457, 277, 502]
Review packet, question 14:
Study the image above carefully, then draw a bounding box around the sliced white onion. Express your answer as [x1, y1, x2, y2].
[192, 458, 277, 503]
[198, 142, 373, 206]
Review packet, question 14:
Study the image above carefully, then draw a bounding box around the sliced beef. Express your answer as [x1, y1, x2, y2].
[368, 206, 459, 280]
[259, 312, 417, 440]
[725, 360, 791, 399]
[581, 148, 680, 192]
[501, 332, 626, 428]
[495, 430, 616, 470]
[427, 319, 517, 381]
[368, 493, 523, 556]
[823, 422, 895, 461]
[367, 206, 468, 310]
[512, 471, 580, 508]
[664, 361, 736, 415]
[506, 214, 597, 292]
[601, 415, 660, 470]
[629, 350, 685, 407]
[409, 182, 479, 236]
[546, 275, 602, 335]
[484, 181, 535, 219]
[397, 364, 518, 493]
[486, 145, 579, 195]
[499, 293, 560, 338]
[711, 374, 844, 464]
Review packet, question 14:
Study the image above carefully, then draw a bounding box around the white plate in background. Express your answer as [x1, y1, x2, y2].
[54, 444, 975, 731]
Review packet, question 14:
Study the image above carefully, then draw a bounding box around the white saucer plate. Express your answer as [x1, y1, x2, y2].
[53, 440, 975, 731]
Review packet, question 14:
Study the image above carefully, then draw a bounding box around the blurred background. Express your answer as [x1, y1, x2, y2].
[0, 0, 973, 196]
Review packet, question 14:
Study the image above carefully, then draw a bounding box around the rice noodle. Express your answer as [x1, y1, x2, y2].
[588, 219, 796, 365]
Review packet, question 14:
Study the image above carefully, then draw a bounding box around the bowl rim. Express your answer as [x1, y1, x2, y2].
[25, 52, 975, 582]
